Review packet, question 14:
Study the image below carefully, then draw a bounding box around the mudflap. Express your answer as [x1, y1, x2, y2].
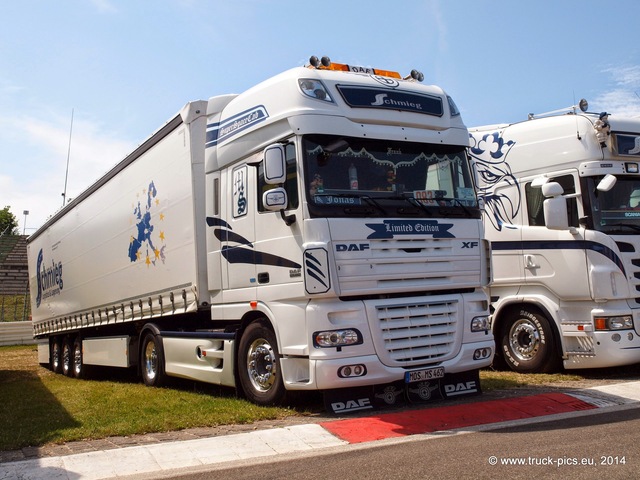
[323, 369, 481, 415]
[409, 369, 481, 403]
[323, 386, 377, 415]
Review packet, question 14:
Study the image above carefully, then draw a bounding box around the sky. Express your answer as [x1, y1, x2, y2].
[2, 0, 640, 233]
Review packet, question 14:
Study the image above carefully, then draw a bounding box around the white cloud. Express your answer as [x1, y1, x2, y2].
[606, 65, 640, 87]
[591, 65, 640, 117]
[90, 0, 117, 13]
[0, 113, 134, 232]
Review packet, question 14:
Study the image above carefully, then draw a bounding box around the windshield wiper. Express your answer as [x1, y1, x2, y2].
[326, 193, 388, 216]
[450, 198, 474, 217]
[361, 195, 388, 215]
[403, 196, 433, 217]
[437, 198, 475, 218]
[366, 195, 433, 217]
[605, 222, 640, 232]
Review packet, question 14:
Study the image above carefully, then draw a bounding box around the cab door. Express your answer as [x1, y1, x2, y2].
[484, 182, 524, 290]
[522, 173, 590, 300]
[252, 144, 304, 291]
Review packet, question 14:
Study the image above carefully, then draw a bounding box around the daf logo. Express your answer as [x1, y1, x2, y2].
[336, 243, 370, 252]
[462, 241, 478, 249]
[444, 381, 478, 394]
[331, 398, 373, 413]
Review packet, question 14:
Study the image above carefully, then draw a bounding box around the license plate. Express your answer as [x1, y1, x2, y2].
[405, 366, 445, 383]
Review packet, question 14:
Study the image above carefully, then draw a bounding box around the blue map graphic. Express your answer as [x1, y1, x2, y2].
[128, 181, 166, 265]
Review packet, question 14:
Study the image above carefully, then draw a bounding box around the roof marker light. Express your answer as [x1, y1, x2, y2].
[306, 55, 401, 79]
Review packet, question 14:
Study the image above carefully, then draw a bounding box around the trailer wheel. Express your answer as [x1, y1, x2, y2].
[61, 338, 73, 377]
[72, 337, 85, 379]
[500, 308, 558, 373]
[141, 332, 166, 387]
[238, 321, 287, 406]
[50, 337, 63, 373]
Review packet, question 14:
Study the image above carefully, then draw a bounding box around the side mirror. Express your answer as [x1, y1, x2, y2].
[597, 174, 617, 192]
[263, 187, 288, 211]
[263, 187, 296, 226]
[263, 144, 287, 185]
[542, 182, 569, 230]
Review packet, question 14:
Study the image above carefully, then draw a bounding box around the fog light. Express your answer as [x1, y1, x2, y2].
[338, 364, 367, 378]
[612, 333, 621, 342]
[473, 348, 491, 360]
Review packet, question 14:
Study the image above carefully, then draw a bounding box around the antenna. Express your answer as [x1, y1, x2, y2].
[574, 92, 581, 140]
[62, 108, 74, 207]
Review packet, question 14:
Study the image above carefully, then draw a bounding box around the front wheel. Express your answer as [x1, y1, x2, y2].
[238, 321, 287, 406]
[140, 332, 166, 387]
[500, 308, 559, 373]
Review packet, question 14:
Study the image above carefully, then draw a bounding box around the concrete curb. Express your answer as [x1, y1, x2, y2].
[2, 381, 639, 480]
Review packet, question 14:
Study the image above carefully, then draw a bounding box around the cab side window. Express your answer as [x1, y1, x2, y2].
[525, 174, 579, 227]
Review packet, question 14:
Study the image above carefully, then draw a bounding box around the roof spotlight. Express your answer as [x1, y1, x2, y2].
[309, 56, 331, 69]
[404, 69, 424, 82]
[411, 69, 424, 82]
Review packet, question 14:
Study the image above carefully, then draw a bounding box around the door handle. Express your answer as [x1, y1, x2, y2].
[524, 254, 538, 269]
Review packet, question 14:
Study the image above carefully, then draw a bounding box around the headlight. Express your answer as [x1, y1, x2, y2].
[594, 315, 634, 331]
[298, 79, 334, 103]
[313, 329, 362, 348]
[471, 315, 491, 332]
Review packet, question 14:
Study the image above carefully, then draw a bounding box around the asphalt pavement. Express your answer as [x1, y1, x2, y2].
[1, 381, 640, 480]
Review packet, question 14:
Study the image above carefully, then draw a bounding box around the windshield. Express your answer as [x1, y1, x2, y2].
[588, 176, 640, 233]
[302, 134, 479, 219]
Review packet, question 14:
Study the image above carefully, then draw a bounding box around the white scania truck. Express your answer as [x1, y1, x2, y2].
[469, 101, 640, 373]
[29, 57, 493, 412]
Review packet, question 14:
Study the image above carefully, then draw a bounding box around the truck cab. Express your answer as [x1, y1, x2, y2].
[470, 104, 640, 372]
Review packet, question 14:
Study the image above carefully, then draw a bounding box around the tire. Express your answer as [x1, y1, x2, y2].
[61, 338, 73, 377]
[140, 332, 166, 387]
[50, 337, 63, 373]
[500, 307, 559, 373]
[72, 337, 85, 379]
[238, 321, 287, 406]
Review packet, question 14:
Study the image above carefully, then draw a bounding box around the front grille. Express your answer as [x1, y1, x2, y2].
[616, 241, 640, 305]
[375, 299, 458, 365]
[335, 237, 481, 296]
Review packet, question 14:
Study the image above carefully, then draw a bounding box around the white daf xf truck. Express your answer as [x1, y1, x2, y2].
[29, 57, 493, 412]
[469, 100, 640, 373]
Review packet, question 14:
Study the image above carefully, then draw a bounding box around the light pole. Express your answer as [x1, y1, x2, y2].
[23, 210, 29, 235]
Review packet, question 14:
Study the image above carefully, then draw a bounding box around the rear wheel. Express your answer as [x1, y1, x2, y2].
[141, 332, 166, 387]
[238, 321, 287, 406]
[50, 337, 62, 373]
[500, 307, 559, 373]
[61, 338, 73, 377]
[72, 337, 85, 379]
